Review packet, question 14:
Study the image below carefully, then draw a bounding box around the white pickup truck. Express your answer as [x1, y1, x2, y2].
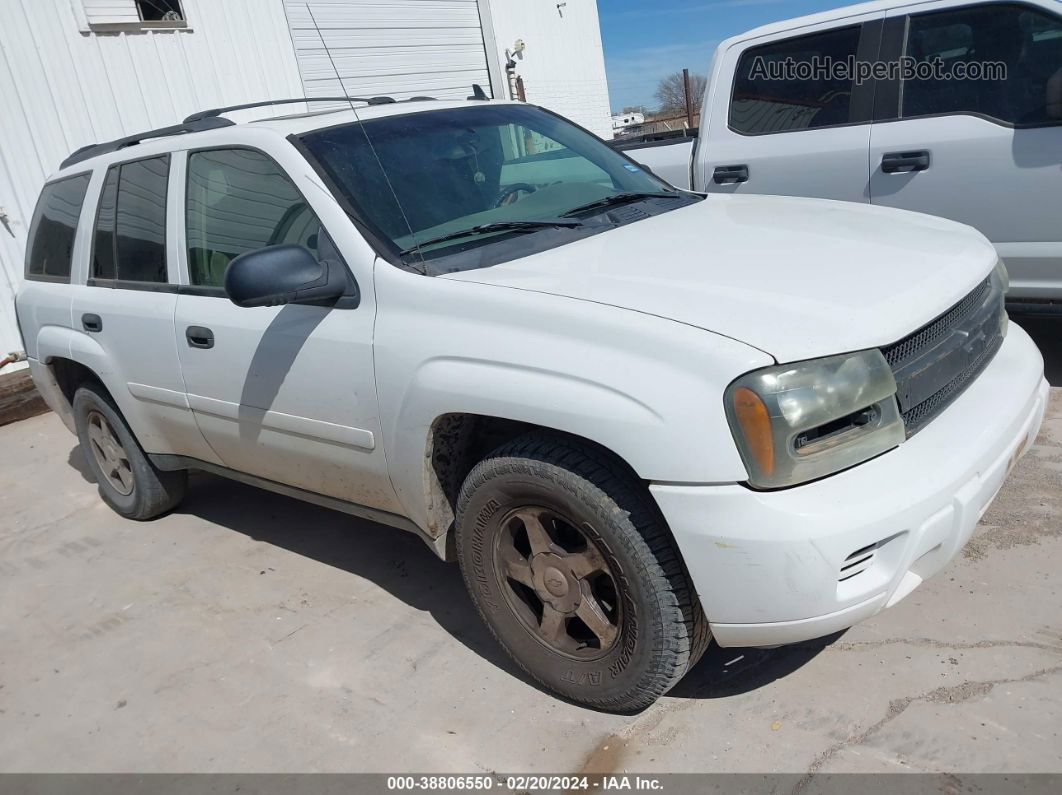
[617, 0, 1062, 309]
[16, 94, 1047, 712]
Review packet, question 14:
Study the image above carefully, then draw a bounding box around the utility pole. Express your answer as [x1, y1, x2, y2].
[682, 68, 694, 130]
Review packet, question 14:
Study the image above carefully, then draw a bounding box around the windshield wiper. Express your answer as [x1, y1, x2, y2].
[399, 219, 583, 256]
[561, 191, 684, 218]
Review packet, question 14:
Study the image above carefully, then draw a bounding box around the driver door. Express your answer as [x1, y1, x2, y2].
[173, 145, 400, 513]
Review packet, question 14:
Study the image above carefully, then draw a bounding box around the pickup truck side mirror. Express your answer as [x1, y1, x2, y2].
[224, 244, 350, 308]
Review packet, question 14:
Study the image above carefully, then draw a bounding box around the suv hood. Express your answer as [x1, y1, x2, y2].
[442, 194, 999, 363]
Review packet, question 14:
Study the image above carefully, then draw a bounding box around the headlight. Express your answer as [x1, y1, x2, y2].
[725, 349, 905, 489]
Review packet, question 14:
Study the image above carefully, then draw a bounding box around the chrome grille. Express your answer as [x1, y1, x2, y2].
[882, 277, 1005, 437]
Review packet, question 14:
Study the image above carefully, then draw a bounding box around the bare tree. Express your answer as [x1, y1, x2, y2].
[654, 71, 707, 116]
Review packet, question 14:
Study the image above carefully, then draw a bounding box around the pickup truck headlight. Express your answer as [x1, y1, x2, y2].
[725, 350, 905, 489]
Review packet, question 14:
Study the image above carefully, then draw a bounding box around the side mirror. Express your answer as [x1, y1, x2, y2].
[224, 244, 349, 308]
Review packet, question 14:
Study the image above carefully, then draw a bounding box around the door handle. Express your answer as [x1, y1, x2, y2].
[882, 151, 931, 173]
[185, 326, 214, 349]
[82, 313, 102, 333]
[713, 164, 750, 185]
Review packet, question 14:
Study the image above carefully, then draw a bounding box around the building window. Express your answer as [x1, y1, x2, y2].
[81, 0, 186, 31]
[135, 0, 184, 22]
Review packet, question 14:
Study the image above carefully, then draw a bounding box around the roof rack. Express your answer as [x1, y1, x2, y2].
[61, 93, 455, 170]
[60, 116, 234, 170]
[183, 96, 401, 124]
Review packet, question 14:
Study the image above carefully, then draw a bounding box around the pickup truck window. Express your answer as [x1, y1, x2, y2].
[298, 104, 695, 271]
[901, 3, 1062, 126]
[731, 25, 862, 135]
[186, 148, 322, 287]
[25, 172, 91, 282]
[91, 155, 170, 284]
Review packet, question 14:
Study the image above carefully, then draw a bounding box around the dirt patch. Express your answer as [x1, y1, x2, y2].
[967, 392, 1062, 561]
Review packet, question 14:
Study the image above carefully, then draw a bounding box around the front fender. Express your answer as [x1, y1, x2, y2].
[373, 264, 771, 529]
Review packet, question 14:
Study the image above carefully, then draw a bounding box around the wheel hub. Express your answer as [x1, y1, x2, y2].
[531, 554, 580, 613]
[492, 506, 621, 659]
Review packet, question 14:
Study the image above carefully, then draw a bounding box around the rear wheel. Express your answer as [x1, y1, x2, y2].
[455, 433, 710, 712]
[73, 383, 186, 520]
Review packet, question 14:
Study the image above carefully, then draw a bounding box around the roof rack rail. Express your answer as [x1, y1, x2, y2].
[59, 116, 234, 170]
[61, 94, 450, 170]
[183, 96, 396, 124]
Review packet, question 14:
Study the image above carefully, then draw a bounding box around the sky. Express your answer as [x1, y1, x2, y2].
[599, 0, 858, 112]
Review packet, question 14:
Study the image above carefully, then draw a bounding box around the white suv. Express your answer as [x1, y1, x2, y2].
[15, 96, 1048, 711]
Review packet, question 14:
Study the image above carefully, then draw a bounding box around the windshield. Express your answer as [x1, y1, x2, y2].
[297, 104, 699, 272]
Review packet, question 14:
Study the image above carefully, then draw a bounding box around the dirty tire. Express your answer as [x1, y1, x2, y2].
[73, 383, 187, 520]
[455, 433, 710, 712]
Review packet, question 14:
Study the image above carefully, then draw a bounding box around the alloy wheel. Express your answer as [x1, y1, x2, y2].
[86, 410, 134, 496]
[493, 506, 621, 659]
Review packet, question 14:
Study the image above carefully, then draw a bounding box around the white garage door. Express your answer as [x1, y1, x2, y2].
[283, 0, 495, 102]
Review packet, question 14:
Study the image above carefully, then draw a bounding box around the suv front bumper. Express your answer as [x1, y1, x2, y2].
[653, 324, 1049, 648]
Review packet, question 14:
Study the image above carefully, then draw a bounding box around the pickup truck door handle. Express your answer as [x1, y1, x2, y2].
[713, 164, 750, 185]
[881, 151, 931, 174]
[185, 326, 214, 349]
[81, 313, 102, 333]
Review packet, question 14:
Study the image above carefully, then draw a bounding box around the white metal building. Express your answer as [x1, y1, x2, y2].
[0, 0, 612, 373]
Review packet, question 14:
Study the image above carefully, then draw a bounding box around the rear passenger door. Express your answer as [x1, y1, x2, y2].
[868, 0, 1062, 301]
[172, 146, 399, 513]
[70, 155, 218, 463]
[700, 11, 884, 201]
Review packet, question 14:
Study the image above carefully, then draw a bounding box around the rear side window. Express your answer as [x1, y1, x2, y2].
[902, 3, 1062, 125]
[25, 173, 91, 281]
[730, 25, 863, 135]
[185, 148, 321, 288]
[91, 155, 170, 284]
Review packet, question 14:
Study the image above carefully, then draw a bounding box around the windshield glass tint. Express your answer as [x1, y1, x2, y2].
[299, 104, 676, 261]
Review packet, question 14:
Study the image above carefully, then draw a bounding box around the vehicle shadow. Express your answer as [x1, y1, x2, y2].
[62, 440, 842, 709]
[1013, 313, 1062, 387]
[79, 465, 826, 710]
[169, 470, 537, 685]
[669, 633, 839, 701]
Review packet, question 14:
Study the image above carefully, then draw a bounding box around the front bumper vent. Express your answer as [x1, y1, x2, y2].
[839, 541, 879, 582]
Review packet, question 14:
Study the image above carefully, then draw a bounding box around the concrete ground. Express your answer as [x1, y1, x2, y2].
[1, 317, 1060, 775]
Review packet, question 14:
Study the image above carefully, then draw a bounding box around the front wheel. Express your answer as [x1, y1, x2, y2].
[455, 434, 710, 712]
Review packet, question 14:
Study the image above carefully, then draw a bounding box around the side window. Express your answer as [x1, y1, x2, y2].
[730, 25, 863, 135]
[902, 3, 1062, 125]
[91, 155, 170, 283]
[186, 148, 321, 288]
[25, 173, 91, 281]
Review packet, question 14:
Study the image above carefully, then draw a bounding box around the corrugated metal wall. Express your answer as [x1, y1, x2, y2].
[283, 0, 494, 101]
[487, 0, 612, 139]
[0, 0, 612, 375]
[0, 0, 305, 374]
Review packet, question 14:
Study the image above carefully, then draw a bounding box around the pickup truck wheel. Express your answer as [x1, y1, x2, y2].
[455, 433, 710, 712]
[73, 383, 187, 520]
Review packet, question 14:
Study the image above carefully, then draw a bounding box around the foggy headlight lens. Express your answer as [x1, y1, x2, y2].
[725, 349, 905, 489]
